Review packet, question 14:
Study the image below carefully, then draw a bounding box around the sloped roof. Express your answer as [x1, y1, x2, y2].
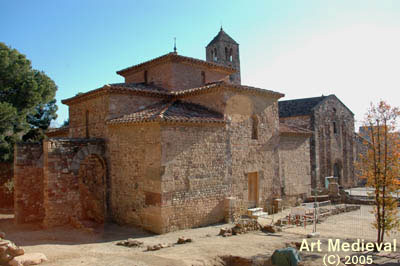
[107, 100, 225, 125]
[174, 81, 284, 98]
[279, 94, 354, 117]
[62, 81, 284, 105]
[279, 123, 313, 136]
[278, 96, 327, 117]
[207, 28, 238, 46]
[62, 83, 173, 105]
[116, 52, 236, 76]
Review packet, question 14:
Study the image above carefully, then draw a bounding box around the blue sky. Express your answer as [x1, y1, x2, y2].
[2, 1, 400, 128]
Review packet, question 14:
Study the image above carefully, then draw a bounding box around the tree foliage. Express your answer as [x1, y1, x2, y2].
[0, 42, 57, 161]
[358, 101, 400, 244]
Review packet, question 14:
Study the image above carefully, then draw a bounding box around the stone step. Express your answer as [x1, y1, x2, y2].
[251, 211, 269, 219]
[248, 207, 263, 213]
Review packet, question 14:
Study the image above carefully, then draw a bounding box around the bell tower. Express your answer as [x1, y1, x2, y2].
[206, 27, 241, 85]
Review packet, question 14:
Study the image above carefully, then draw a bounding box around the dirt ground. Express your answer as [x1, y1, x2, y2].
[1, 206, 399, 266]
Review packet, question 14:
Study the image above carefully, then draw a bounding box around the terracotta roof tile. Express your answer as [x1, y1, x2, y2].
[107, 100, 225, 125]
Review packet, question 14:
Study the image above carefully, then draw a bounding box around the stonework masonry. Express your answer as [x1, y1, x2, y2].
[14, 29, 359, 234]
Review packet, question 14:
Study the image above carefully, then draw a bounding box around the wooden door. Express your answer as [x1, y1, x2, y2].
[248, 172, 258, 208]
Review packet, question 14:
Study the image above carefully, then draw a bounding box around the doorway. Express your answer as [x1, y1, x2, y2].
[248, 172, 259, 208]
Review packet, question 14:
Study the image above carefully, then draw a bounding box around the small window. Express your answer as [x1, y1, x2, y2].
[229, 48, 233, 62]
[144, 70, 148, 84]
[333, 121, 337, 134]
[213, 48, 218, 61]
[201, 71, 206, 85]
[251, 115, 259, 140]
[85, 110, 89, 138]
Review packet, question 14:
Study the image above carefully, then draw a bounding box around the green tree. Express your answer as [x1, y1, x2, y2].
[0, 42, 58, 161]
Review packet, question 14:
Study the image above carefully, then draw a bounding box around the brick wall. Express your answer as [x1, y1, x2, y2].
[14, 143, 44, 223]
[279, 135, 311, 205]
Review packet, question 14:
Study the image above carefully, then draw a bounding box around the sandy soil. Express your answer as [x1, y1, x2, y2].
[1, 206, 399, 266]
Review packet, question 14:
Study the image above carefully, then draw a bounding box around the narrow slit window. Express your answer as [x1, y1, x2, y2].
[144, 70, 148, 84]
[201, 71, 206, 85]
[251, 115, 259, 140]
[333, 121, 337, 134]
[85, 110, 89, 138]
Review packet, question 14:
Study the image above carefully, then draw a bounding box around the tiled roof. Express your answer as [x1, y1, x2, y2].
[207, 28, 238, 46]
[61, 83, 173, 105]
[174, 81, 284, 98]
[116, 52, 236, 76]
[62, 81, 284, 105]
[278, 96, 326, 117]
[279, 123, 313, 136]
[107, 100, 226, 125]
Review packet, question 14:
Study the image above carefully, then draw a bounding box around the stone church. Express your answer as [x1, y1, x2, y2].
[14, 29, 351, 234]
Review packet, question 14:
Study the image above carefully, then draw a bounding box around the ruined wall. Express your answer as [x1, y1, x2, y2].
[160, 124, 228, 232]
[14, 143, 44, 223]
[107, 124, 162, 233]
[42, 139, 105, 227]
[313, 96, 355, 188]
[279, 135, 311, 205]
[0, 162, 13, 209]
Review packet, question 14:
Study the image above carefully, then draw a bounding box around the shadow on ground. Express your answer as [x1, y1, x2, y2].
[0, 212, 154, 246]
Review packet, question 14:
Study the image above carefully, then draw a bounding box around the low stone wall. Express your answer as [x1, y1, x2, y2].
[14, 143, 44, 223]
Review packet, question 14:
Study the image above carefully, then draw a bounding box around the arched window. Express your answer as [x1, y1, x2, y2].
[251, 115, 259, 140]
[213, 48, 218, 61]
[85, 110, 89, 138]
[229, 48, 233, 62]
[201, 71, 206, 85]
[144, 70, 148, 84]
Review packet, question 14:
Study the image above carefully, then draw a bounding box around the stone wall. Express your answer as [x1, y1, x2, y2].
[14, 143, 44, 224]
[68, 94, 109, 138]
[124, 61, 228, 90]
[160, 124, 228, 232]
[0, 162, 13, 209]
[42, 138, 106, 227]
[279, 135, 311, 205]
[279, 115, 311, 130]
[107, 124, 162, 233]
[313, 96, 355, 188]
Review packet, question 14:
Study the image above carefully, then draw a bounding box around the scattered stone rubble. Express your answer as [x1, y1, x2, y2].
[219, 218, 262, 237]
[116, 236, 192, 252]
[116, 239, 144, 248]
[0, 232, 47, 266]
